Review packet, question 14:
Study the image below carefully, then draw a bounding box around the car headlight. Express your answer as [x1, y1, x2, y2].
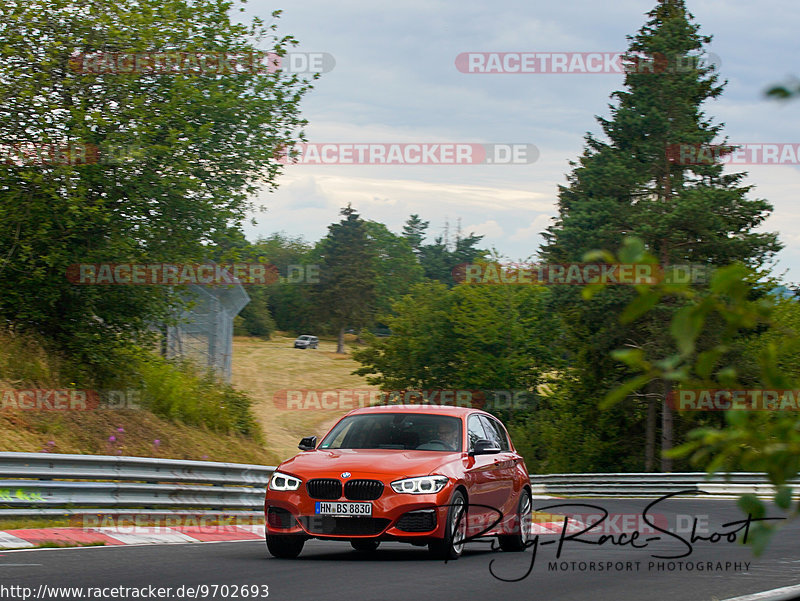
[269, 471, 302, 491]
[390, 475, 449, 494]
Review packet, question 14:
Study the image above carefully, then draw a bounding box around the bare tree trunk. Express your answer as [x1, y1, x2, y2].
[661, 379, 673, 472]
[660, 145, 674, 472]
[336, 327, 345, 354]
[646, 396, 656, 472]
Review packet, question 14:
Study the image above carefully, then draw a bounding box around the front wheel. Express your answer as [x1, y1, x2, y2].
[266, 533, 305, 558]
[429, 490, 467, 560]
[498, 488, 532, 552]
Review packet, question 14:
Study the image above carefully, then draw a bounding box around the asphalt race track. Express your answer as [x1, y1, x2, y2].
[2, 498, 798, 601]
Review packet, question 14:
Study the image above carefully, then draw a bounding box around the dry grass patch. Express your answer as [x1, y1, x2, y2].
[231, 335, 379, 462]
[0, 409, 279, 465]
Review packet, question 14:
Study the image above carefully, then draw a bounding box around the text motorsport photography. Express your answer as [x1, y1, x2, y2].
[482, 492, 782, 581]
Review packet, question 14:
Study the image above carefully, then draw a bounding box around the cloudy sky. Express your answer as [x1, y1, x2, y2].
[238, 0, 800, 280]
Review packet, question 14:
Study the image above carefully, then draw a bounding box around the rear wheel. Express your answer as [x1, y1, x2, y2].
[429, 490, 467, 560]
[266, 533, 305, 558]
[350, 539, 380, 552]
[498, 488, 532, 552]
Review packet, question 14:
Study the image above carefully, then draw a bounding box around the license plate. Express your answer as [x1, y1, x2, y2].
[315, 502, 372, 516]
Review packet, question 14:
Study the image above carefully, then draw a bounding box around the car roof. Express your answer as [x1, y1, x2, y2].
[343, 404, 491, 419]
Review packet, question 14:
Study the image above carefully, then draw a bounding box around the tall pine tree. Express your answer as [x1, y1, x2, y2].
[541, 0, 781, 470]
[314, 205, 378, 353]
[402, 214, 429, 258]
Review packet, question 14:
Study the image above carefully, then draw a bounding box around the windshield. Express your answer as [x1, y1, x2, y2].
[298, 336, 311, 340]
[319, 413, 462, 452]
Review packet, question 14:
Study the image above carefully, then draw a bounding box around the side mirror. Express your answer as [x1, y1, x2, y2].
[470, 438, 501, 456]
[298, 435, 317, 451]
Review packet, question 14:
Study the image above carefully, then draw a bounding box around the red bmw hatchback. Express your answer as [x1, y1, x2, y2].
[264, 405, 532, 559]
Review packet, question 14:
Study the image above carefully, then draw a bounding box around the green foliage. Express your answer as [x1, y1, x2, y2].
[352, 281, 555, 391]
[516, 372, 653, 474]
[352, 280, 560, 470]
[268, 282, 317, 335]
[401, 214, 429, 258]
[351, 281, 457, 389]
[596, 237, 799, 552]
[0, 328, 91, 386]
[0, 0, 312, 367]
[234, 286, 276, 338]
[314, 206, 378, 345]
[400, 214, 487, 285]
[120, 350, 261, 439]
[364, 221, 424, 317]
[250, 233, 315, 335]
[419, 234, 487, 285]
[766, 78, 800, 100]
[539, 0, 779, 470]
[0, 329, 262, 440]
[222, 217, 482, 339]
[250, 233, 314, 275]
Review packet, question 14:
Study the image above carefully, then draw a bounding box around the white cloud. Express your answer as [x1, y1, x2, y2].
[510, 214, 556, 242]
[464, 219, 504, 238]
[241, 0, 800, 281]
[277, 175, 332, 210]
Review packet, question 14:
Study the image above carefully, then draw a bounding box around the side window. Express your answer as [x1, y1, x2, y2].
[480, 416, 510, 451]
[467, 415, 488, 451]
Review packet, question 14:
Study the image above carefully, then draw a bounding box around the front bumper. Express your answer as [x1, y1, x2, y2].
[265, 485, 455, 540]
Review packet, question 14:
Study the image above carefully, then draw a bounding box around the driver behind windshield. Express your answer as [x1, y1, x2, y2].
[435, 420, 460, 451]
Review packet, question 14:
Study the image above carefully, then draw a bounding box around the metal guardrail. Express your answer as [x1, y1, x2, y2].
[0, 453, 797, 519]
[0, 452, 276, 518]
[529, 472, 800, 498]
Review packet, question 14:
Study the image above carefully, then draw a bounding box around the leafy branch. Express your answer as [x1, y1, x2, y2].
[585, 237, 800, 553]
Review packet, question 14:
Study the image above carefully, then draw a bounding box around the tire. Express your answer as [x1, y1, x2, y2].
[428, 490, 467, 560]
[350, 539, 380, 552]
[498, 488, 532, 552]
[266, 533, 305, 558]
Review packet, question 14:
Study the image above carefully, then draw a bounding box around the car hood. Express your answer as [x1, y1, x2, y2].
[278, 448, 460, 480]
